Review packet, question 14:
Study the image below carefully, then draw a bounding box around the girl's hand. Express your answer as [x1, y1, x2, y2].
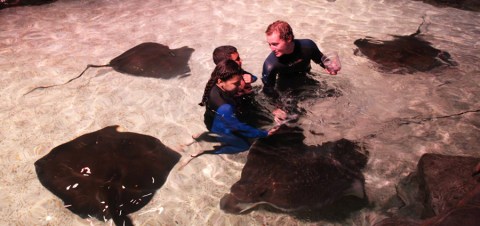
[268, 125, 280, 136]
[272, 108, 287, 123]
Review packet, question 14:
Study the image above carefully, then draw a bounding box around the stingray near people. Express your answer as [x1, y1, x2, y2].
[25, 42, 194, 95]
[354, 20, 457, 74]
[107, 42, 194, 79]
[0, 0, 55, 10]
[412, 0, 480, 12]
[220, 126, 369, 218]
[34, 126, 180, 226]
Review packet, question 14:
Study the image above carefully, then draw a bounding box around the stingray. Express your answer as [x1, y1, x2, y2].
[220, 126, 369, 218]
[34, 126, 180, 226]
[25, 42, 194, 95]
[353, 20, 457, 74]
[374, 158, 480, 226]
[412, 0, 480, 12]
[0, 0, 55, 10]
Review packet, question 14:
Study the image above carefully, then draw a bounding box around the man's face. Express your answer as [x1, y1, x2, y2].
[230, 52, 242, 67]
[266, 31, 292, 57]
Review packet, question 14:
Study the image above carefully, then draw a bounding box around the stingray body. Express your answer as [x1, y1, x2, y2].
[109, 42, 194, 79]
[25, 42, 194, 95]
[0, 0, 55, 10]
[34, 126, 180, 226]
[413, 0, 480, 12]
[220, 126, 368, 215]
[354, 23, 457, 73]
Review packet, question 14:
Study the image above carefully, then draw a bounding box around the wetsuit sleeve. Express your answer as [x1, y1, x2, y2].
[216, 104, 269, 138]
[241, 70, 258, 83]
[308, 39, 326, 68]
[250, 74, 258, 82]
[261, 59, 279, 98]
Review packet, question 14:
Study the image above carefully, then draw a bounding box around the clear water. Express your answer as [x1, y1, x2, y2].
[1, 0, 479, 225]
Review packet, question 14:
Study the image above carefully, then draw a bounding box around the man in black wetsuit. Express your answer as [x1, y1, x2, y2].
[262, 20, 338, 98]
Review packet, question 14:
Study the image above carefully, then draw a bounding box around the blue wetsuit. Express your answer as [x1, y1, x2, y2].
[262, 39, 326, 97]
[204, 85, 268, 154]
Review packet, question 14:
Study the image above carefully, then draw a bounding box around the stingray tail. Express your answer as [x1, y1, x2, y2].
[111, 213, 134, 226]
[23, 64, 111, 96]
[411, 15, 428, 37]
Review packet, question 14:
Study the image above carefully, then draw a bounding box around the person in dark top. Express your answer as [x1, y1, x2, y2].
[213, 45, 258, 97]
[212, 45, 279, 127]
[199, 59, 279, 154]
[262, 20, 339, 98]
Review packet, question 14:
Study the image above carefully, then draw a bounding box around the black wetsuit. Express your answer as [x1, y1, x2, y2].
[204, 85, 268, 154]
[261, 39, 326, 97]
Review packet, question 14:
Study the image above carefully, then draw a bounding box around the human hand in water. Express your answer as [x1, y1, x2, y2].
[325, 68, 338, 75]
[322, 52, 341, 75]
[236, 74, 254, 96]
[268, 125, 280, 136]
[272, 108, 287, 124]
[242, 74, 253, 83]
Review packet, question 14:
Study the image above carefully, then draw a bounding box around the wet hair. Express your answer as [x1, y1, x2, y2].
[199, 59, 242, 106]
[265, 20, 294, 41]
[212, 45, 238, 65]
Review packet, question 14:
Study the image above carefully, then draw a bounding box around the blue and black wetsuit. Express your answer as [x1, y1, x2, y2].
[262, 39, 326, 98]
[204, 85, 268, 154]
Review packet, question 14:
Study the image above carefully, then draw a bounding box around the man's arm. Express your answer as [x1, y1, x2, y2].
[261, 58, 280, 98]
[307, 39, 326, 68]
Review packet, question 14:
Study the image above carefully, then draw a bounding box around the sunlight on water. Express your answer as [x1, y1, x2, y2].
[0, 0, 479, 225]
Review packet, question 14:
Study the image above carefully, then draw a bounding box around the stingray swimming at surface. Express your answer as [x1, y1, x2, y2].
[34, 126, 181, 226]
[353, 19, 457, 74]
[25, 42, 194, 95]
[0, 0, 56, 10]
[412, 0, 480, 12]
[220, 126, 369, 220]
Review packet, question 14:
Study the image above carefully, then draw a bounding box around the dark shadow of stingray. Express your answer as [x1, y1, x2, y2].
[25, 42, 194, 95]
[412, 0, 480, 12]
[0, 0, 56, 10]
[235, 87, 275, 128]
[264, 75, 343, 116]
[354, 20, 457, 74]
[34, 126, 180, 226]
[220, 126, 369, 222]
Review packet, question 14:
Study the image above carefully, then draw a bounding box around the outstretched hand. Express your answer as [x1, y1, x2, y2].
[272, 108, 287, 124]
[268, 125, 280, 136]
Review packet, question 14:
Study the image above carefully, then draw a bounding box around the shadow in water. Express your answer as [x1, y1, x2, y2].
[354, 20, 457, 74]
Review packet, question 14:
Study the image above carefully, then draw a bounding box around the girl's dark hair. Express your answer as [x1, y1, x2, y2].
[213, 45, 238, 65]
[199, 59, 242, 106]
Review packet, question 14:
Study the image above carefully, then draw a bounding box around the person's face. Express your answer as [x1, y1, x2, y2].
[266, 31, 293, 57]
[235, 74, 255, 97]
[217, 75, 242, 94]
[230, 52, 242, 67]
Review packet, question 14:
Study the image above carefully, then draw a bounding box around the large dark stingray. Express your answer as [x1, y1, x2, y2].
[412, 0, 480, 12]
[25, 42, 194, 95]
[354, 21, 457, 73]
[374, 156, 480, 226]
[220, 126, 368, 219]
[0, 0, 55, 10]
[34, 126, 180, 226]
[107, 42, 194, 79]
